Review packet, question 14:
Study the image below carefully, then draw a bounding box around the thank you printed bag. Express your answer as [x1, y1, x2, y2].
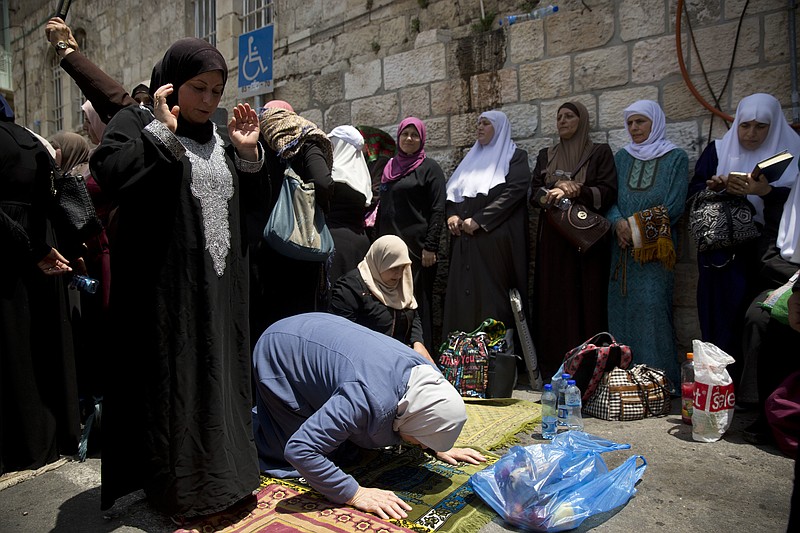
[558, 332, 633, 402]
[583, 365, 671, 421]
[438, 319, 507, 398]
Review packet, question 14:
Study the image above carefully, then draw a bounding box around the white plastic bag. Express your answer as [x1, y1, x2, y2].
[691, 339, 736, 442]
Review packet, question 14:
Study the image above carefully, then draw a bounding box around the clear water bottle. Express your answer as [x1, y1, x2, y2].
[499, 5, 559, 26]
[681, 352, 695, 425]
[557, 373, 571, 426]
[69, 274, 99, 294]
[565, 380, 584, 431]
[540, 384, 558, 439]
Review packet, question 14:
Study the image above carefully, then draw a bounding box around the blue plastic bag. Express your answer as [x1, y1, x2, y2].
[470, 431, 646, 532]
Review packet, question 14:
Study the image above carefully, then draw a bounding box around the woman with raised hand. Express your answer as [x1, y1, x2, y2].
[606, 100, 688, 385]
[530, 101, 617, 380]
[442, 110, 530, 341]
[90, 38, 267, 521]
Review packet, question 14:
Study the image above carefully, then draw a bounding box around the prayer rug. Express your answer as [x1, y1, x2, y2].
[456, 398, 542, 450]
[176, 447, 499, 533]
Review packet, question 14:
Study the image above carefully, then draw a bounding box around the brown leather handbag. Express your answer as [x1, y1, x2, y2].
[547, 203, 611, 253]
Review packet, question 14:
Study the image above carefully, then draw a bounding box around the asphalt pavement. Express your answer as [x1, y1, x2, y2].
[0, 388, 793, 533]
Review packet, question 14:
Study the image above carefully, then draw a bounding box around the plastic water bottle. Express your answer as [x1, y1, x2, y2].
[681, 352, 695, 425]
[69, 274, 99, 294]
[557, 373, 571, 426]
[499, 5, 559, 26]
[540, 384, 558, 439]
[565, 380, 584, 431]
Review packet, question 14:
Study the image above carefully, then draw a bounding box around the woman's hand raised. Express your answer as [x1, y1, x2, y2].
[228, 103, 260, 161]
[153, 84, 179, 133]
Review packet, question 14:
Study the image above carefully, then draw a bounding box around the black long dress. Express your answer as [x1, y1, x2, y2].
[530, 144, 617, 379]
[327, 184, 370, 283]
[0, 122, 80, 474]
[378, 157, 446, 347]
[91, 106, 264, 517]
[442, 148, 530, 338]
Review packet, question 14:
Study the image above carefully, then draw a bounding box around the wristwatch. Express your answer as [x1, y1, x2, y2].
[55, 40, 72, 52]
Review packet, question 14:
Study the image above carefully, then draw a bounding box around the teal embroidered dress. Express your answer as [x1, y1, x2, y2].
[606, 149, 688, 385]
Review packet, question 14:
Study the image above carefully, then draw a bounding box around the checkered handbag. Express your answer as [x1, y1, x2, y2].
[583, 365, 672, 421]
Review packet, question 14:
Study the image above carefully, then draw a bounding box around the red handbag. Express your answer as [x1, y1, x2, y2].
[561, 332, 633, 402]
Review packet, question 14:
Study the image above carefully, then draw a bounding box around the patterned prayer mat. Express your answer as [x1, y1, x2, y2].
[177, 447, 498, 533]
[456, 398, 542, 450]
[176, 399, 538, 533]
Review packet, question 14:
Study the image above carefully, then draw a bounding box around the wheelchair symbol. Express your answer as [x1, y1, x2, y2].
[242, 36, 270, 82]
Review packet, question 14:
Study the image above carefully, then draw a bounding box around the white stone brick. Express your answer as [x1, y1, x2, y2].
[732, 65, 794, 107]
[351, 93, 399, 125]
[501, 103, 539, 139]
[508, 19, 545, 64]
[688, 18, 760, 74]
[344, 59, 382, 100]
[620, 0, 666, 41]
[666, 121, 703, 161]
[383, 43, 447, 90]
[424, 117, 450, 149]
[574, 46, 629, 92]
[449, 112, 480, 148]
[519, 57, 572, 102]
[632, 35, 683, 83]
[415, 29, 451, 49]
[324, 102, 352, 131]
[399, 86, 431, 119]
[546, 0, 615, 55]
[300, 108, 323, 127]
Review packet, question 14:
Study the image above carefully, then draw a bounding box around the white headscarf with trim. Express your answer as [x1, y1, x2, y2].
[329, 125, 373, 206]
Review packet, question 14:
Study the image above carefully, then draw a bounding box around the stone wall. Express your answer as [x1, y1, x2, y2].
[9, 0, 800, 356]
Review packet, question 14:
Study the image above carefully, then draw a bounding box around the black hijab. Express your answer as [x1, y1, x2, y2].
[149, 38, 228, 143]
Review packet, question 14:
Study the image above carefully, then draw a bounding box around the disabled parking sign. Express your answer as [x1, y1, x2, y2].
[238, 25, 274, 97]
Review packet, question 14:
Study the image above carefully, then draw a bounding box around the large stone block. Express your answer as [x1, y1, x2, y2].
[400, 86, 431, 119]
[669, 0, 721, 30]
[430, 79, 470, 116]
[294, 0, 325, 32]
[384, 43, 447, 90]
[324, 102, 352, 130]
[619, 0, 666, 41]
[450, 112, 481, 148]
[296, 41, 337, 76]
[344, 59, 382, 100]
[312, 72, 344, 107]
[273, 78, 312, 110]
[732, 65, 793, 106]
[427, 148, 465, 178]
[688, 18, 760, 75]
[662, 72, 731, 120]
[424, 116, 450, 149]
[764, 12, 800, 64]
[725, 0, 787, 18]
[665, 121, 702, 161]
[574, 46, 629, 92]
[300, 108, 323, 127]
[519, 57, 572, 102]
[415, 29, 451, 49]
[608, 128, 629, 155]
[501, 103, 539, 139]
[351, 93, 399, 125]
[540, 95, 597, 136]
[508, 19, 545, 64]
[599, 87, 659, 129]
[546, 0, 615, 55]
[334, 25, 380, 60]
[632, 35, 683, 83]
[470, 68, 519, 110]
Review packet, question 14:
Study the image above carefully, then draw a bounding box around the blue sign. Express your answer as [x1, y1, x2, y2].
[238, 24, 274, 97]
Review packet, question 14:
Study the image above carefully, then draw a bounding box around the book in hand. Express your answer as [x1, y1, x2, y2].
[752, 150, 794, 183]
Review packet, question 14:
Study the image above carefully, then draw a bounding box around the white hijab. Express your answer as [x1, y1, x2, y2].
[328, 125, 373, 206]
[778, 171, 800, 261]
[446, 110, 517, 203]
[715, 93, 800, 223]
[622, 100, 677, 161]
[393, 364, 467, 452]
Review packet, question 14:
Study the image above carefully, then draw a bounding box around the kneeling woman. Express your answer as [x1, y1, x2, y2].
[252, 313, 485, 519]
[330, 235, 434, 362]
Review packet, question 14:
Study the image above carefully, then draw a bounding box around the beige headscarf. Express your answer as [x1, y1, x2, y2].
[259, 107, 333, 168]
[357, 235, 417, 310]
[545, 101, 595, 185]
[393, 364, 467, 452]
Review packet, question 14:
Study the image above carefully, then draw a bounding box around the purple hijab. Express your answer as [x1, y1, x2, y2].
[381, 117, 427, 183]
